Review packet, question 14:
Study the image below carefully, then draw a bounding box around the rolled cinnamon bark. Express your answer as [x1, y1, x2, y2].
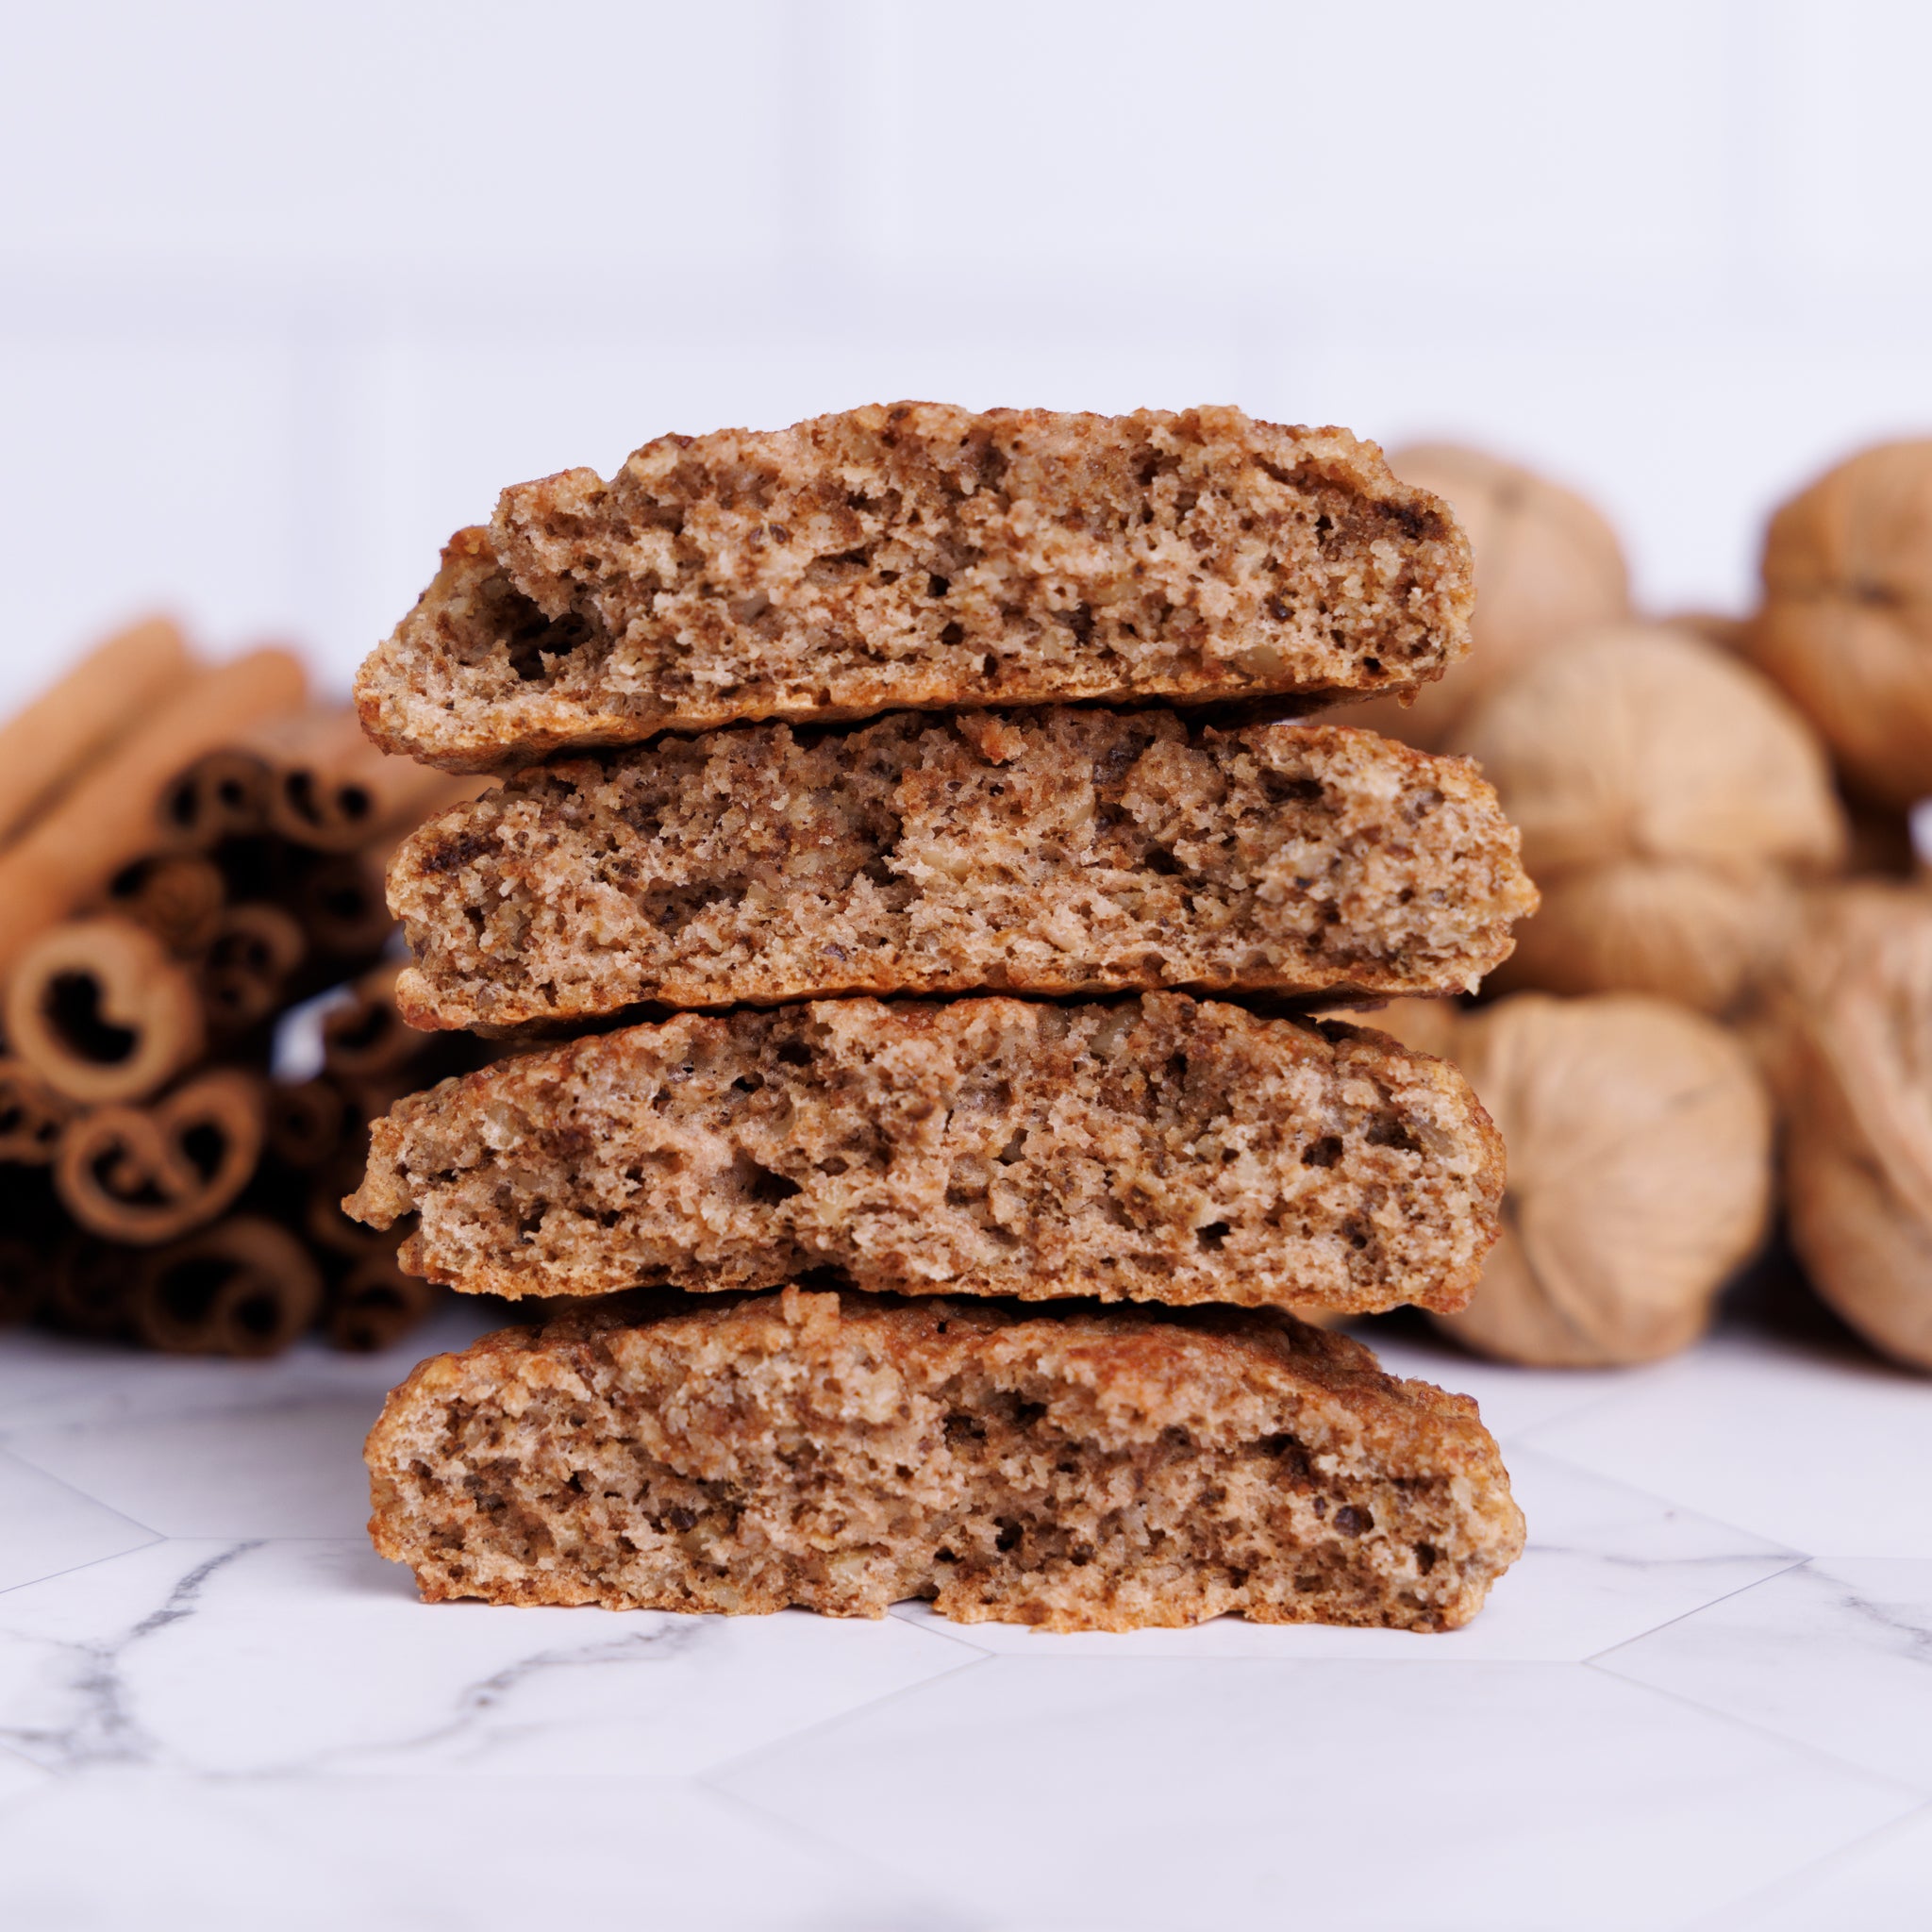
[4, 919, 207, 1105]
[105, 853, 227, 956]
[158, 749, 273, 849]
[199, 904, 308, 1033]
[0, 1057, 76, 1163]
[308, 1146, 393, 1261]
[45, 1236, 131, 1337]
[0, 650, 308, 980]
[129, 1214, 324, 1357]
[265, 1075, 358, 1170]
[291, 849, 396, 961]
[326, 1250, 439, 1352]
[321, 962, 426, 1082]
[53, 1067, 266, 1244]
[271, 1058, 426, 1188]
[0, 618, 194, 848]
[242, 709, 473, 853]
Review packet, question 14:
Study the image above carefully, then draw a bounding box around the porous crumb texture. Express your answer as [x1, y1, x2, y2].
[355, 403, 1474, 771]
[347, 992, 1503, 1315]
[391, 711, 1536, 1030]
[365, 1287, 1524, 1631]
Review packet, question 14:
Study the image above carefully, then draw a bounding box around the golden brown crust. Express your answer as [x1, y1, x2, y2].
[355, 405, 1474, 771]
[365, 1286, 1524, 1631]
[345, 992, 1504, 1315]
[388, 711, 1534, 1030]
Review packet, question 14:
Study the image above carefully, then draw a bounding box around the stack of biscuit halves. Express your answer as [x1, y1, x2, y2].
[348, 405, 1540, 1633]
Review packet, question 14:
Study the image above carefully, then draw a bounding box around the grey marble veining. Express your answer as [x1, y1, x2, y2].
[0, 1315, 1928, 1930]
[0, 1541, 258, 1774]
[1599, 1557, 1932, 1790]
[0, 1537, 976, 1781]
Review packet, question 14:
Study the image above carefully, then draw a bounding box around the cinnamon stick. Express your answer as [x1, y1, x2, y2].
[243, 709, 476, 853]
[4, 918, 207, 1105]
[321, 961, 429, 1081]
[0, 618, 194, 849]
[326, 1251, 439, 1352]
[157, 748, 273, 850]
[129, 1214, 324, 1357]
[0, 649, 307, 981]
[104, 853, 227, 956]
[53, 1067, 266, 1244]
[265, 1075, 358, 1171]
[308, 1144, 395, 1261]
[291, 849, 396, 961]
[199, 904, 308, 1033]
[0, 1057, 76, 1163]
[45, 1235, 131, 1337]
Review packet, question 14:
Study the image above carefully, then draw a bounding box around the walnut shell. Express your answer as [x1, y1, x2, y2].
[1347, 443, 1629, 748]
[1459, 623, 1848, 1013]
[1750, 440, 1932, 809]
[1502, 859, 1800, 1014]
[1779, 883, 1932, 1369]
[1424, 992, 1774, 1367]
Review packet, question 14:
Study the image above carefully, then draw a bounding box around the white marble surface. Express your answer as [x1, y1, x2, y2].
[1, 1305, 1928, 1930]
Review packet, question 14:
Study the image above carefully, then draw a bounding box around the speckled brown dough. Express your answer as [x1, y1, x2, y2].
[365, 1287, 1524, 1631]
[345, 993, 1504, 1315]
[355, 404, 1474, 771]
[388, 711, 1536, 1030]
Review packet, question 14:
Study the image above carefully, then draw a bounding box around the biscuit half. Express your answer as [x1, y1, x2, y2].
[365, 1286, 1524, 1631]
[389, 712, 1536, 1031]
[346, 993, 1503, 1315]
[356, 404, 1474, 771]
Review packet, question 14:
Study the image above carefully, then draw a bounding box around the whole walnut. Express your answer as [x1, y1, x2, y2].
[1779, 883, 1932, 1370]
[1750, 441, 1932, 809]
[1417, 992, 1774, 1367]
[1348, 443, 1630, 748]
[1458, 623, 1848, 1014]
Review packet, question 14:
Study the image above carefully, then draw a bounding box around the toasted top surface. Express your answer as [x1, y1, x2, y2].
[388, 712, 1537, 1030]
[357, 404, 1474, 771]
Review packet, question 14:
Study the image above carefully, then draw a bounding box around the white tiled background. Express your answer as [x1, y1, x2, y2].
[5, 0, 1931, 719]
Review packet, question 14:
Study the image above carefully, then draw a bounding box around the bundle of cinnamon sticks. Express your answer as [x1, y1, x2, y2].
[0, 618, 489, 1356]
